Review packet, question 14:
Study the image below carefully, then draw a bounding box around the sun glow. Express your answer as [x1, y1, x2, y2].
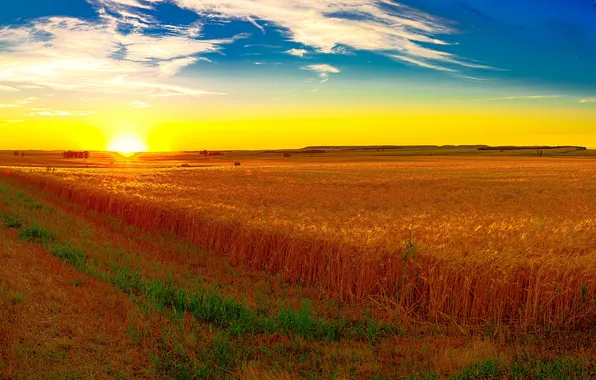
[108, 133, 147, 157]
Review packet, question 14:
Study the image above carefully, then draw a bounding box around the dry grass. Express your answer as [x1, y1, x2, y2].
[8, 157, 596, 332]
[432, 337, 503, 374]
[0, 228, 137, 378]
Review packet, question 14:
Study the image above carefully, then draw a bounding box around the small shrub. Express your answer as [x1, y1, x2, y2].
[1, 213, 22, 229]
[51, 246, 87, 269]
[18, 225, 56, 244]
[10, 292, 27, 305]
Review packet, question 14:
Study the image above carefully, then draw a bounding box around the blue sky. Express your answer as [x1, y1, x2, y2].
[0, 0, 595, 149]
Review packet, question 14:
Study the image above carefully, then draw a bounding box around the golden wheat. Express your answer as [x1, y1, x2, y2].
[10, 158, 596, 331]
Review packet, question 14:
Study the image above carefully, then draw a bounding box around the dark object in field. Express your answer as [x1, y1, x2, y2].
[13, 151, 19, 156]
[63, 150, 90, 159]
[199, 150, 224, 156]
[180, 164, 190, 167]
[234, 162, 241, 166]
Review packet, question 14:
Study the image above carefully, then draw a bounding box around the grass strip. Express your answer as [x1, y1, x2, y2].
[0, 180, 398, 343]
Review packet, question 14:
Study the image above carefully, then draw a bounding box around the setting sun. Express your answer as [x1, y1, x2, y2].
[108, 134, 147, 157]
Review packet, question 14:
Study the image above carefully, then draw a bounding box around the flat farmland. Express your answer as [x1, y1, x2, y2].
[10, 157, 596, 331]
[4, 155, 596, 378]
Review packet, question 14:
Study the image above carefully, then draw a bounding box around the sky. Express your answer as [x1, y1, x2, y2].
[0, 0, 595, 151]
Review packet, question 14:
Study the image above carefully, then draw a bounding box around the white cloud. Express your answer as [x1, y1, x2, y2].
[0, 97, 38, 108]
[130, 100, 150, 108]
[482, 95, 561, 101]
[0, 0, 495, 108]
[580, 98, 596, 103]
[27, 108, 98, 117]
[0, 85, 20, 92]
[159, 57, 198, 76]
[0, 3, 239, 98]
[173, 0, 489, 72]
[246, 16, 265, 33]
[391, 55, 457, 73]
[18, 85, 45, 89]
[301, 64, 340, 84]
[286, 48, 308, 57]
[301, 64, 340, 74]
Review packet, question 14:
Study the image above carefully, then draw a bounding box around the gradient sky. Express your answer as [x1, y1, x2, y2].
[0, 0, 595, 150]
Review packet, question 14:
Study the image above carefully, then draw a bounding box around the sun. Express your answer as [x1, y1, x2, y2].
[108, 133, 147, 157]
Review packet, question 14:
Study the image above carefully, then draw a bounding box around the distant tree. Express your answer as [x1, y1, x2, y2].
[20, 152, 25, 157]
[13, 151, 19, 156]
[63, 150, 90, 159]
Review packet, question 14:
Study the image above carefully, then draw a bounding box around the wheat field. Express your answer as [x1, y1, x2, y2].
[10, 157, 596, 333]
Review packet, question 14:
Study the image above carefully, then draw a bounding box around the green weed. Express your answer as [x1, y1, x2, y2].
[50, 245, 87, 269]
[1, 212, 22, 229]
[18, 225, 56, 244]
[10, 292, 27, 305]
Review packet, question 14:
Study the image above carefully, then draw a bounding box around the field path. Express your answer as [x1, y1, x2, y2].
[0, 227, 139, 378]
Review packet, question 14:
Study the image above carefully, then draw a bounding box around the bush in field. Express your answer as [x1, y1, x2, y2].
[1, 213, 22, 229]
[18, 225, 56, 244]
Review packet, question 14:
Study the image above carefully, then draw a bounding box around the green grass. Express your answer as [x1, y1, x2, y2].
[50, 245, 87, 270]
[10, 292, 27, 305]
[1, 212, 22, 229]
[448, 356, 596, 380]
[18, 224, 56, 244]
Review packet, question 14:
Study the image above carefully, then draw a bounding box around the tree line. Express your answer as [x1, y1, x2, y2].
[63, 151, 90, 159]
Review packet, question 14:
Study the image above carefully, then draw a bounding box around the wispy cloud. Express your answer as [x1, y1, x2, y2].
[0, 0, 496, 111]
[286, 48, 308, 58]
[302, 64, 340, 74]
[301, 64, 340, 84]
[251, 61, 281, 66]
[174, 0, 493, 73]
[580, 98, 596, 103]
[391, 55, 457, 73]
[0, 85, 20, 92]
[130, 100, 150, 108]
[0, 97, 38, 108]
[481, 95, 561, 101]
[0, 1, 240, 98]
[246, 16, 265, 34]
[18, 85, 45, 89]
[27, 108, 98, 117]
